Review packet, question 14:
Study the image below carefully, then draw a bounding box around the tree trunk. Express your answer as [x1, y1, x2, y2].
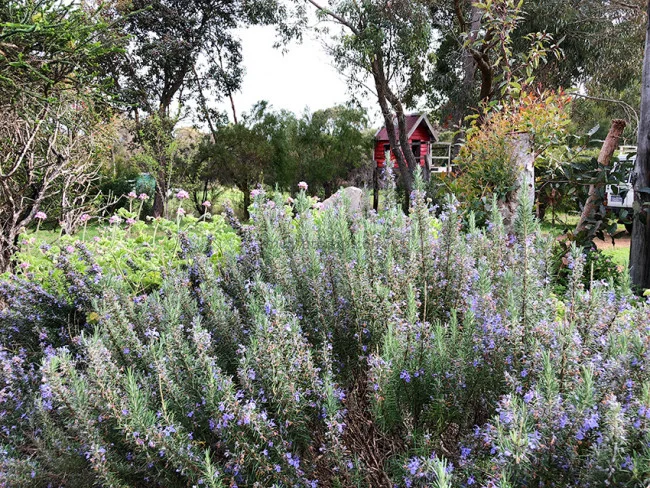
[0, 247, 12, 274]
[512, 132, 535, 205]
[323, 181, 333, 198]
[451, 4, 482, 133]
[0, 228, 20, 274]
[242, 180, 250, 221]
[371, 56, 414, 205]
[630, 0, 650, 291]
[575, 119, 626, 234]
[0, 237, 14, 274]
[373, 166, 379, 211]
[537, 199, 547, 222]
[153, 179, 167, 218]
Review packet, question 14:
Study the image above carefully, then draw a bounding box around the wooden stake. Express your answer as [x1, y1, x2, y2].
[575, 119, 626, 234]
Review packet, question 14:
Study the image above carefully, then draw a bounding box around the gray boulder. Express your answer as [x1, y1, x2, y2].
[321, 186, 364, 213]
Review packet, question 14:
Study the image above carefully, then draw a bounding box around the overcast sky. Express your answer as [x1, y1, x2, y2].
[216, 25, 380, 123]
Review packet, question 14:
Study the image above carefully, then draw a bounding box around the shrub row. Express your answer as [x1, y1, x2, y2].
[1, 175, 648, 487]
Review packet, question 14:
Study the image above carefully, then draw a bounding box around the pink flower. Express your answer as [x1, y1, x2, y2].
[298, 181, 308, 191]
[108, 215, 121, 225]
[65, 246, 75, 253]
[126, 218, 136, 225]
[176, 190, 189, 200]
[177, 208, 186, 216]
[34, 211, 47, 220]
[93, 236, 101, 242]
[202, 201, 212, 208]
[19, 262, 30, 270]
[251, 189, 262, 198]
[266, 201, 276, 209]
[286, 197, 294, 204]
[138, 193, 149, 201]
[313, 202, 324, 210]
[127, 191, 137, 199]
[79, 213, 91, 223]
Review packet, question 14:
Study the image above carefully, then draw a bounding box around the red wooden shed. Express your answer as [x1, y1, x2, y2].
[374, 113, 441, 171]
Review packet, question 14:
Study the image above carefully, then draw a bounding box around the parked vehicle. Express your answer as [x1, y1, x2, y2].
[605, 146, 636, 233]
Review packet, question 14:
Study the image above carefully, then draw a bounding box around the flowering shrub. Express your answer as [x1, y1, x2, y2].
[12, 208, 239, 293]
[450, 91, 572, 220]
[1, 172, 649, 487]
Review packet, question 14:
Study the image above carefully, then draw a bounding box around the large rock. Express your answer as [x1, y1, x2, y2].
[321, 186, 364, 213]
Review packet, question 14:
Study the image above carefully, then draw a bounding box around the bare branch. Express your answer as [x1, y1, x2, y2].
[306, 0, 360, 35]
[571, 92, 640, 128]
[610, 0, 644, 11]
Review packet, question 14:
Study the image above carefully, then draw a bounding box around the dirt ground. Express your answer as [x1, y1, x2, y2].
[594, 233, 631, 250]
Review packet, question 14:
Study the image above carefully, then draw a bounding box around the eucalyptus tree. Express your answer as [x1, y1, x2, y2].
[195, 121, 274, 220]
[292, 0, 434, 199]
[430, 0, 645, 133]
[244, 101, 300, 190]
[110, 0, 291, 216]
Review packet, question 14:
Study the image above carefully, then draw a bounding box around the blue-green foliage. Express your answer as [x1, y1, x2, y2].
[1, 176, 649, 487]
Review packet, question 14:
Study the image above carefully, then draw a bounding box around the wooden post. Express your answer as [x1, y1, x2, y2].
[511, 132, 535, 206]
[575, 119, 626, 234]
[630, 0, 650, 291]
[498, 132, 534, 231]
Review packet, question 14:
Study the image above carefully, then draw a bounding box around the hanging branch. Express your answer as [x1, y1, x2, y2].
[572, 92, 639, 128]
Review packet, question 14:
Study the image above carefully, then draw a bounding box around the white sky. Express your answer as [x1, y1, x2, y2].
[216, 25, 380, 122]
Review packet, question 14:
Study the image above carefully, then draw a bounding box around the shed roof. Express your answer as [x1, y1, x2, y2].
[375, 113, 437, 141]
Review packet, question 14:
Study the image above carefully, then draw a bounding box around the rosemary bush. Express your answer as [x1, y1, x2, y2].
[1, 172, 649, 487]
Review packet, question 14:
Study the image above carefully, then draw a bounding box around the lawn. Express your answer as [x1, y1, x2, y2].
[539, 211, 631, 267]
[603, 245, 630, 267]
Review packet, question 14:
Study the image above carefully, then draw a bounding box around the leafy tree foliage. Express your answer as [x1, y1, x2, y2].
[250, 103, 300, 190]
[189, 103, 372, 218]
[294, 105, 373, 197]
[0, 0, 122, 271]
[513, 0, 644, 92]
[516, 0, 644, 139]
[195, 121, 274, 220]
[293, 0, 643, 157]
[429, 0, 645, 130]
